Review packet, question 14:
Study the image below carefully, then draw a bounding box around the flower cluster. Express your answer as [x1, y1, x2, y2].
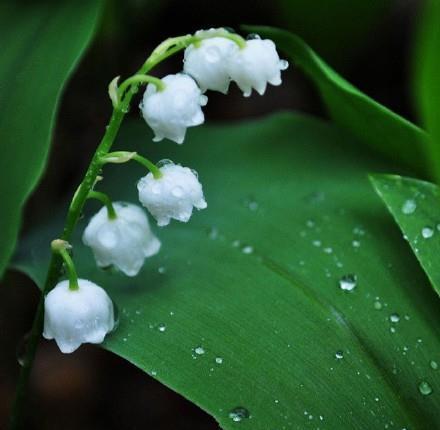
[43, 28, 287, 353]
[141, 29, 288, 143]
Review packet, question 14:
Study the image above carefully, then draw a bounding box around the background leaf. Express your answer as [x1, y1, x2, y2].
[414, 0, 440, 183]
[370, 174, 440, 297]
[0, 0, 103, 279]
[13, 113, 440, 429]
[244, 26, 429, 177]
[276, 0, 391, 66]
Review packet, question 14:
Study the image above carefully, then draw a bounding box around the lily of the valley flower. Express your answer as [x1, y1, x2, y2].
[43, 279, 115, 354]
[140, 73, 207, 144]
[227, 37, 288, 97]
[137, 162, 207, 227]
[184, 37, 238, 94]
[83, 202, 160, 277]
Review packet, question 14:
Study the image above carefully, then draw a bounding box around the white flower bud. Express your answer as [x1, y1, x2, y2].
[184, 37, 238, 94]
[83, 202, 160, 277]
[43, 279, 115, 354]
[140, 73, 208, 144]
[227, 38, 288, 97]
[137, 162, 207, 227]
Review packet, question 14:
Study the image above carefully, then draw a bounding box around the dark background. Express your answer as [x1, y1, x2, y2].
[0, 0, 425, 428]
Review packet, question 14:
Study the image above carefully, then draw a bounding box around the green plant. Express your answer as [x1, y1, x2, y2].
[1, 1, 439, 429]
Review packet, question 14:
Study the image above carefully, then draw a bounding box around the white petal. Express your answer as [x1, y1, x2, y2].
[140, 73, 206, 144]
[83, 202, 160, 277]
[228, 38, 288, 97]
[43, 279, 115, 354]
[138, 162, 207, 226]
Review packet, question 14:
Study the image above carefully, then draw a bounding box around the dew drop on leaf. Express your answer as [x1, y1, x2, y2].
[241, 245, 254, 254]
[430, 360, 438, 370]
[335, 350, 344, 359]
[158, 323, 166, 332]
[421, 226, 434, 239]
[389, 313, 400, 323]
[228, 406, 250, 422]
[373, 301, 382, 310]
[215, 357, 223, 364]
[401, 199, 416, 214]
[339, 274, 357, 291]
[418, 381, 433, 396]
[194, 346, 205, 355]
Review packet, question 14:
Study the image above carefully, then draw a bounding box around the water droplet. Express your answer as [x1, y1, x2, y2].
[422, 226, 434, 239]
[401, 199, 417, 214]
[312, 240, 321, 247]
[215, 357, 223, 364]
[339, 274, 357, 291]
[232, 240, 241, 247]
[335, 350, 344, 359]
[110, 302, 120, 333]
[194, 346, 205, 355]
[306, 220, 315, 228]
[279, 59, 289, 70]
[353, 227, 365, 236]
[241, 245, 254, 254]
[373, 301, 382, 310]
[208, 227, 218, 239]
[323, 247, 333, 254]
[430, 360, 438, 370]
[157, 159, 174, 168]
[418, 381, 433, 396]
[246, 33, 261, 40]
[16, 332, 31, 367]
[228, 407, 250, 422]
[389, 313, 400, 323]
[158, 266, 166, 274]
[352, 240, 361, 248]
[158, 323, 167, 332]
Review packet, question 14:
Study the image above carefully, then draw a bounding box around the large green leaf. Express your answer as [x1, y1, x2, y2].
[414, 0, 440, 182]
[370, 174, 440, 297]
[244, 26, 429, 176]
[13, 113, 440, 429]
[0, 0, 103, 278]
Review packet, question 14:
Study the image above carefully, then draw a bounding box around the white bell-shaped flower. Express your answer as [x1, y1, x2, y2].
[140, 73, 208, 144]
[83, 202, 160, 277]
[43, 279, 115, 354]
[184, 37, 238, 94]
[137, 162, 207, 227]
[227, 37, 288, 97]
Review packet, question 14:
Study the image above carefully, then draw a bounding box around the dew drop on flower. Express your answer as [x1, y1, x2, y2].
[421, 227, 434, 239]
[401, 199, 416, 214]
[228, 406, 250, 422]
[418, 381, 433, 396]
[339, 274, 357, 291]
